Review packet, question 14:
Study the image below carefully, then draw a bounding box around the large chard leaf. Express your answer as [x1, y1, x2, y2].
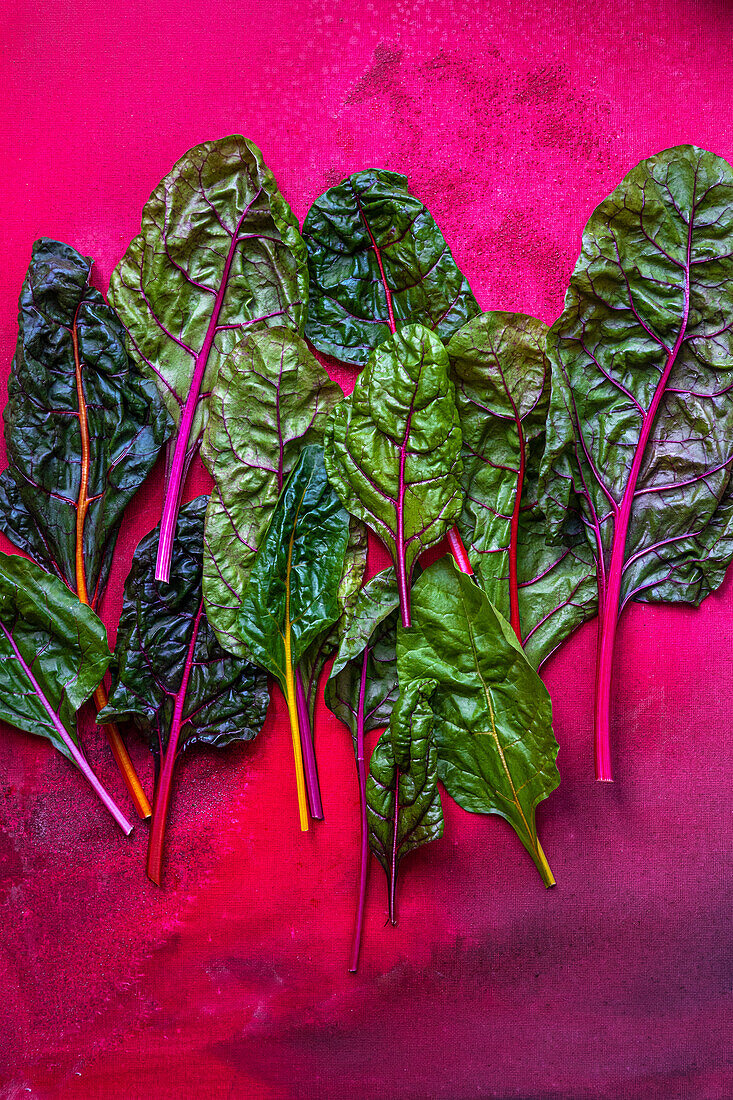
[99, 496, 269, 883]
[0, 551, 130, 834]
[201, 327, 344, 658]
[303, 169, 478, 366]
[236, 445, 350, 831]
[399, 559, 559, 888]
[367, 677, 443, 924]
[324, 323, 463, 626]
[449, 311, 597, 667]
[1, 238, 171, 606]
[110, 136, 308, 582]
[540, 144, 733, 780]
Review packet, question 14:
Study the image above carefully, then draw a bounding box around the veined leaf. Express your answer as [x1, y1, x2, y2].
[201, 327, 343, 658]
[449, 311, 597, 667]
[110, 136, 308, 582]
[236, 445, 350, 831]
[540, 145, 733, 780]
[324, 323, 463, 626]
[367, 676, 443, 925]
[99, 496, 269, 883]
[398, 559, 559, 888]
[303, 169, 478, 366]
[0, 238, 171, 817]
[0, 552, 131, 834]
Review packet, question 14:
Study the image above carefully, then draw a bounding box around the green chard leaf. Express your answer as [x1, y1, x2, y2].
[303, 169, 479, 366]
[99, 496, 269, 882]
[0, 552, 131, 834]
[367, 676, 443, 924]
[539, 144, 733, 780]
[1, 238, 171, 606]
[324, 323, 463, 627]
[448, 311, 597, 667]
[201, 327, 344, 658]
[398, 558, 559, 888]
[110, 136, 308, 582]
[235, 445, 350, 831]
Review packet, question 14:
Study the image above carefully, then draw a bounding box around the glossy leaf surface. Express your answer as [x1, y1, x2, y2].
[540, 145, 733, 778]
[303, 169, 478, 365]
[201, 327, 343, 657]
[399, 559, 559, 887]
[367, 676, 443, 922]
[110, 136, 308, 580]
[324, 323, 463, 625]
[1, 238, 171, 606]
[449, 311, 597, 667]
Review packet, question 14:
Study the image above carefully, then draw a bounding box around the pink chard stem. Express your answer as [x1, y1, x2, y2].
[295, 666, 323, 821]
[349, 646, 370, 974]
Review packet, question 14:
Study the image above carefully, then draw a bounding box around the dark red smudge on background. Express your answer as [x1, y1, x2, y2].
[1, 1, 732, 1096]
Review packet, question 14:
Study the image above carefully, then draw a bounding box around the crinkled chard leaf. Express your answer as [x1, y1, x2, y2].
[1, 238, 171, 606]
[110, 136, 308, 581]
[449, 311, 597, 667]
[540, 144, 733, 780]
[398, 559, 559, 888]
[324, 323, 463, 626]
[201, 327, 343, 658]
[0, 551, 131, 834]
[98, 496, 269, 881]
[303, 169, 478, 366]
[367, 676, 443, 924]
[235, 445, 350, 830]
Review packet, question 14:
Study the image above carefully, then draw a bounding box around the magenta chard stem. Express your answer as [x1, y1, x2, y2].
[349, 646, 370, 973]
[295, 666, 323, 821]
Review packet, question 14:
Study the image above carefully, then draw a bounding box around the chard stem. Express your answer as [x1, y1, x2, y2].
[284, 641, 309, 832]
[295, 667, 323, 820]
[349, 646, 370, 973]
[446, 527, 473, 575]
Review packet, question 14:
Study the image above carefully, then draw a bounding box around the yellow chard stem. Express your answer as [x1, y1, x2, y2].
[284, 625, 309, 833]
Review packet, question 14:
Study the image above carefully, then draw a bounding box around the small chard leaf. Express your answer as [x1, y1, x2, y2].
[110, 136, 308, 582]
[1, 238, 171, 606]
[201, 327, 343, 658]
[236, 445, 350, 831]
[324, 323, 463, 627]
[367, 676, 443, 924]
[449, 311, 597, 667]
[399, 558, 559, 888]
[98, 496, 269, 881]
[539, 144, 733, 780]
[304, 169, 479, 366]
[0, 552, 131, 834]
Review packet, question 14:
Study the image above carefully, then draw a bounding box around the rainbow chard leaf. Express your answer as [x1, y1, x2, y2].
[324, 324, 463, 627]
[0, 238, 172, 818]
[449, 311, 597, 668]
[235, 446, 350, 832]
[201, 327, 344, 658]
[367, 676, 443, 926]
[399, 559, 559, 888]
[110, 136, 308, 583]
[325, 568, 400, 970]
[303, 168, 478, 367]
[98, 496, 269, 884]
[540, 145, 733, 781]
[0, 552, 131, 834]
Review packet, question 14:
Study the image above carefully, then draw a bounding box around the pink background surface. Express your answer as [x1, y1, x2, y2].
[2, 2, 732, 1097]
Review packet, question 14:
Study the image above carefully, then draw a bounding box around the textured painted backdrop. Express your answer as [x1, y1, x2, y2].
[2, 2, 732, 1098]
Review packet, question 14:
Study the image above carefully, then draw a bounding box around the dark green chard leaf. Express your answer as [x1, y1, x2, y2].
[303, 168, 478, 366]
[235, 445, 350, 832]
[324, 323, 463, 627]
[0, 552, 131, 834]
[367, 677, 443, 926]
[98, 497, 269, 884]
[0, 237, 171, 818]
[201, 327, 343, 658]
[325, 567, 401, 971]
[540, 144, 733, 780]
[110, 136, 308, 583]
[448, 311, 597, 668]
[399, 558, 559, 888]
